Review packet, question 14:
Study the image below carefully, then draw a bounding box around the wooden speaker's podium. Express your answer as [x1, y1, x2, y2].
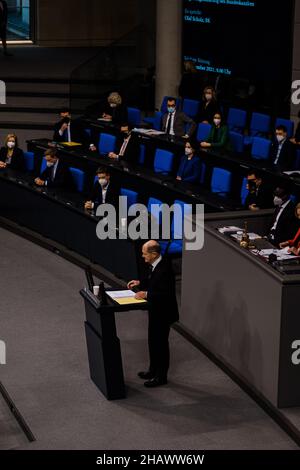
[80, 288, 148, 401]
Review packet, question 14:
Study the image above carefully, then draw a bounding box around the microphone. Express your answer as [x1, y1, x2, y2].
[268, 253, 278, 264]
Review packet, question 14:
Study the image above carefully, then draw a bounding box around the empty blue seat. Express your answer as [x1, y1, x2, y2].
[40, 157, 47, 174]
[70, 167, 85, 193]
[211, 168, 232, 196]
[244, 112, 271, 146]
[251, 137, 271, 160]
[183, 99, 200, 118]
[240, 177, 248, 205]
[127, 107, 142, 127]
[139, 144, 146, 165]
[160, 199, 192, 255]
[120, 188, 138, 210]
[98, 133, 116, 156]
[153, 149, 174, 175]
[196, 123, 211, 142]
[227, 108, 247, 134]
[275, 118, 294, 138]
[229, 131, 244, 153]
[143, 111, 163, 130]
[24, 151, 34, 172]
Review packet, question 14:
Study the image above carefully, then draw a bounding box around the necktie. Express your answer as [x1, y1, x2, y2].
[166, 113, 172, 135]
[119, 136, 130, 157]
[148, 265, 153, 279]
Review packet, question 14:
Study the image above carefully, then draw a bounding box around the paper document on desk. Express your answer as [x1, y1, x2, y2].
[61, 142, 82, 147]
[133, 128, 165, 136]
[231, 232, 261, 241]
[258, 247, 299, 261]
[218, 226, 242, 234]
[106, 290, 147, 305]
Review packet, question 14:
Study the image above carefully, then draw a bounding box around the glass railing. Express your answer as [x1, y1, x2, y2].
[70, 25, 156, 117]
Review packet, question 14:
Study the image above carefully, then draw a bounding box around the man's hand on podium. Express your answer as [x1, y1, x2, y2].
[135, 291, 147, 300]
[127, 280, 140, 290]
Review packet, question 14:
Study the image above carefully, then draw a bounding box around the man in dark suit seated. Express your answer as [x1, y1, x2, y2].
[270, 125, 296, 171]
[108, 126, 139, 167]
[53, 108, 97, 152]
[34, 149, 74, 190]
[127, 241, 179, 388]
[244, 170, 274, 211]
[268, 184, 299, 247]
[84, 167, 119, 211]
[162, 97, 197, 138]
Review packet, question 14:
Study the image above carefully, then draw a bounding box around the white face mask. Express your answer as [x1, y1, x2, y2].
[205, 93, 213, 101]
[273, 196, 283, 207]
[185, 148, 193, 156]
[99, 178, 108, 187]
[214, 119, 221, 126]
[276, 135, 285, 143]
[46, 162, 55, 168]
[7, 141, 15, 149]
[110, 103, 117, 108]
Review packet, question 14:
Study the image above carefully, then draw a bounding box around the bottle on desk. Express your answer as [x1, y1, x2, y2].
[240, 222, 250, 249]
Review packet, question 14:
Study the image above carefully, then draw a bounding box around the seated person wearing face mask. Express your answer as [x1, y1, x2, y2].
[84, 167, 119, 211]
[200, 112, 232, 152]
[53, 108, 96, 152]
[244, 170, 274, 211]
[101, 92, 128, 130]
[34, 149, 74, 189]
[196, 86, 219, 124]
[270, 125, 296, 171]
[0, 133, 25, 171]
[280, 203, 300, 256]
[108, 126, 139, 166]
[162, 97, 196, 139]
[176, 139, 202, 184]
[268, 185, 299, 247]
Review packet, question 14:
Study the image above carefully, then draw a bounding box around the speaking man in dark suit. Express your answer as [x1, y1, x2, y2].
[53, 108, 96, 152]
[270, 125, 296, 171]
[162, 97, 197, 138]
[127, 241, 179, 388]
[0, 0, 12, 56]
[34, 149, 74, 190]
[84, 167, 119, 210]
[268, 185, 299, 247]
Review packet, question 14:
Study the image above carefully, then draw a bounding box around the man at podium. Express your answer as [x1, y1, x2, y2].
[127, 241, 179, 388]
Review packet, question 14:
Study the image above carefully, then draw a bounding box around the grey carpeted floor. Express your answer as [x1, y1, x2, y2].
[0, 227, 298, 450]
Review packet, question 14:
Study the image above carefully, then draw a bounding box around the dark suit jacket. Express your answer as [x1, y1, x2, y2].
[40, 160, 74, 190]
[102, 103, 128, 128]
[295, 123, 300, 143]
[115, 133, 140, 166]
[162, 111, 196, 137]
[270, 139, 296, 171]
[140, 257, 179, 325]
[0, 147, 25, 171]
[244, 183, 274, 210]
[53, 119, 90, 147]
[177, 155, 202, 184]
[268, 200, 299, 247]
[196, 100, 219, 124]
[90, 181, 119, 209]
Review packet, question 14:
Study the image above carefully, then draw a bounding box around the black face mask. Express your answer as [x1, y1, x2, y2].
[248, 181, 257, 192]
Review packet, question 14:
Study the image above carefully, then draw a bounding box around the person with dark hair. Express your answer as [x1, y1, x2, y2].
[34, 149, 74, 190]
[176, 138, 202, 184]
[161, 97, 196, 138]
[270, 125, 296, 170]
[200, 112, 231, 152]
[0, 133, 25, 171]
[84, 167, 119, 210]
[127, 240, 179, 388]
[53, 108, 96, 151]
[268, 185, 299, 247]
[0, 1, 12, 56]
[196, 86, 219, 124]
[108, 126, 139, 166]
[280, 203, 300, 255]
[244, 170, 273, 211]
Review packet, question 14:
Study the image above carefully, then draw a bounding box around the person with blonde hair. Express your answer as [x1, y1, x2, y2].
[196, 85, 219, 124]
[101, 91, 128, 129]
[0, 133, 25, 171]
